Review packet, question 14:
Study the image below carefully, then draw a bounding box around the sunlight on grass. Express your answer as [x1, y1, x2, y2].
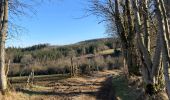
[98, 48, 121, 55]
[31, 85, 52, 90]
[98, 49, 114, 55]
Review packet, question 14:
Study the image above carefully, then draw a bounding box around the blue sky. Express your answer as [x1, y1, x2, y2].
[7, 0, 107, 47]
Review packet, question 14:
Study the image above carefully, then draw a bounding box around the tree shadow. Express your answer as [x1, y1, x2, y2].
[10, 74, 70, 84]
[110, 75, 143, 100]
[96, 76, 117, 100]
[16, 88, 96, 97]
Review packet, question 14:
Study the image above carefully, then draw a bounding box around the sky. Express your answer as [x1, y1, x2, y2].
[7, 0, 107, 47]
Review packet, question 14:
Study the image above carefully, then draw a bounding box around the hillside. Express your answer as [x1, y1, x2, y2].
[6, 38, 122, 77]
[18, 37, 119, 52]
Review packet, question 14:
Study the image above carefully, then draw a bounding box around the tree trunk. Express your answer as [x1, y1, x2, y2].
[124, 0, 140, 75]
[164, 0, 170, 22]
[132, 0, 158, 96]
[0, 0, 8, 94]
[127, 47, 139, 75]
[142, 0, 151, 51]
[159, 0, 170, 47]
[115, 0, 139, 76]
[122, 48, 129, 77]
[154, 0, 170, 98]
[132, 0, 152, 79]
[151, 29, 162, 84]
[70, 57, 73, 76]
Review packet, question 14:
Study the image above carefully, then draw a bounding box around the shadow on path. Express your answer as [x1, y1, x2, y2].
[16, 88, 96, 97]
[96, 76, 117, 100]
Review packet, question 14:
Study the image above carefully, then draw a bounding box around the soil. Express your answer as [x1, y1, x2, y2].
[10, 70, 121, 100]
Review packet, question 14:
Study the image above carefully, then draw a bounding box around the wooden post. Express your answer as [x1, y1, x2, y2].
[70, 57, 73, 76]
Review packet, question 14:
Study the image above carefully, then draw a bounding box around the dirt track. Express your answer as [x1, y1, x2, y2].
[13, 70, 120, 100]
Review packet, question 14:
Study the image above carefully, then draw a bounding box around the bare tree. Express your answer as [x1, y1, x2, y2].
[0, 0, 41, 94]
[154, 0, 170, 97]
[89, 0, 140, 76]
[90, 0, 170, 98]
[0, 0, 8, 94]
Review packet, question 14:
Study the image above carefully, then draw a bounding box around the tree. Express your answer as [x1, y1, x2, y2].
[0, 0, 8, 94]
[154, 0, 170, 97]
[90, 0, 170, 98]
[0, 0, 41, 94]
[89, 0, 140, 76]
[131, 0, 170, 98]
[164, 0, 170, 24]
[132, 0, 161, 94]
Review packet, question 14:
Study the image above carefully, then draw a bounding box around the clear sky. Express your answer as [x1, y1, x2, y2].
[7, 0, 107, 47]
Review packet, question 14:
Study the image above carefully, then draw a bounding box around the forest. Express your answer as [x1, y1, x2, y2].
[6, 38, 122, 76]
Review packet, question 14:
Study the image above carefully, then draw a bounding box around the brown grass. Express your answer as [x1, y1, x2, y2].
[9, 70, 122, 100]
[0, 92, 29, 100]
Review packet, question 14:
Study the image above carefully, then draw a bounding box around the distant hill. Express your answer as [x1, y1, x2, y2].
[76, 38, 116, 45]
[8, 37, 120, 51]
[6, 37, 122, 76]
[6, 37, 121, 61]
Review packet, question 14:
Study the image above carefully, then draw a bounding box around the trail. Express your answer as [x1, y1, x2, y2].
[14, 70, 120, 100]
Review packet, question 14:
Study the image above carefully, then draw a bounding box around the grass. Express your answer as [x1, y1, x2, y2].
[31, 85, 52, 90]
[98, 48, 121, 55]
[9, 74, 70, 84]
[4, 70, 132, 100]
[10, 74, 68, 79]
[112, 75, 140, 100]
[98, 49, 114, 55]
[9, 74, 68, 80]
[7, 70, 113, 100]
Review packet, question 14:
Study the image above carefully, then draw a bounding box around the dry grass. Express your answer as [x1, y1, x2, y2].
[1, 70, 146, 100]
[7, 70, 120, 100]
[0, 90, 97, 100]
[98, 49, 114, 55]
[0, 92, 29, 100]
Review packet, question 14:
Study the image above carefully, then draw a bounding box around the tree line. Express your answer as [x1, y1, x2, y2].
[90, 0, 170, 98]
[5, 38, 121, 76]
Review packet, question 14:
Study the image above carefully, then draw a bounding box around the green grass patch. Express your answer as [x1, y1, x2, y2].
[98, 49, 114, 55]
[112, 75, 139, 100]
[98, 48, 121, 55]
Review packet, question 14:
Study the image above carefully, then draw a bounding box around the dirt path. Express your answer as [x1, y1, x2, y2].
[13, 70, 120, 100]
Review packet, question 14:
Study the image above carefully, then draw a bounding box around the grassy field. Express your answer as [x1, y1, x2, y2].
[5, 70, 144, 100]
[5, 70, 120, 100]
[9, 74, 70, 84]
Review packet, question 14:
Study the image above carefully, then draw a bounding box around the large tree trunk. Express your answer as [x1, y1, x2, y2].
[159, 0, 170, 47]
[164, 0, 170, 22]
[151, 28, 162, 84]
[115, 0, 129, 77]
[122, 47, 129, 76]
[132, 0, 152, 80]
[164, 0, 170, 47]
[132, 0, 162, 96]
[0, 0, 8, 94]
[125, 0, 139, 75]
[115, 0, 139, 76]
[142, 0, 163, 84]
[142, 0, 151, 51]
[154, 0, 170, 98]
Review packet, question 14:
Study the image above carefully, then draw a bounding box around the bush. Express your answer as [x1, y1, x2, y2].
[79, 64, 90, 74]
